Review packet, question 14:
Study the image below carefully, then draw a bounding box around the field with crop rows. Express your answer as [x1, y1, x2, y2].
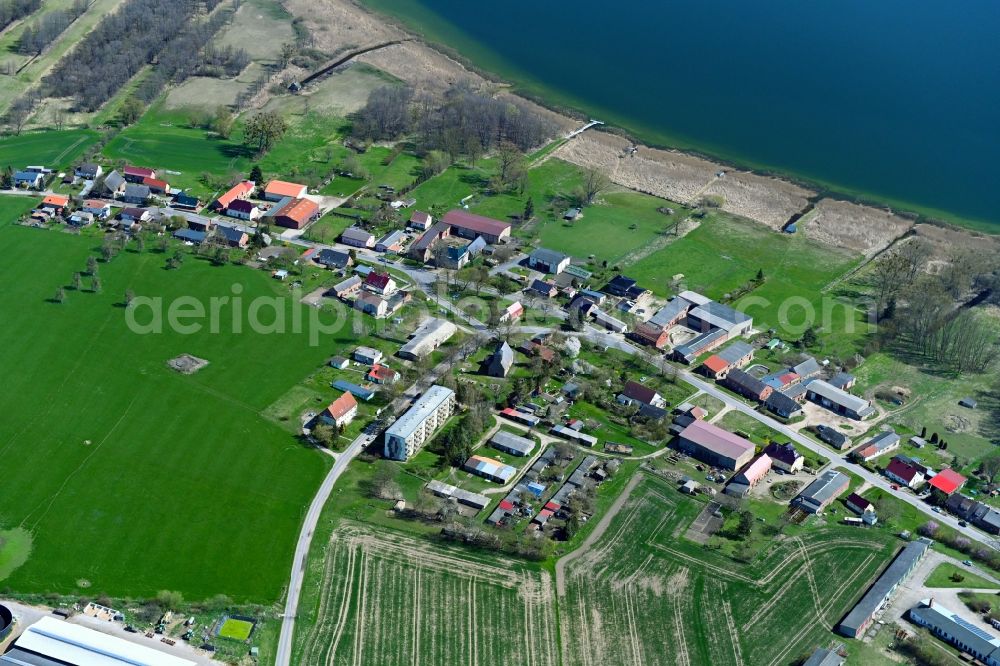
[557, 476, 896, 666]
[297, 524, 559, 666]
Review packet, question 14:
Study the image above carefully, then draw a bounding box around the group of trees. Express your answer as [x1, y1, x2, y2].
[15, 0, 86, 55]
[39, 0, 200, 111]
[134, 6, 239, 106]
[198, 43, 250, 79]
[352, 81, 557, 163]
[872, 238, 1000, 373]
[0, 0, 40, 31]
[430, 402, 491, 468]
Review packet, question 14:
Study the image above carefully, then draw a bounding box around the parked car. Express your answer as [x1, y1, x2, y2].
[959, 520, 968, 527]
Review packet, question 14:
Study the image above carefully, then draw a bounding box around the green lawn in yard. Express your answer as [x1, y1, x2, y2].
[567, 401, 659, 457]
[0, 129, 100, 170]
[219, 617, 256, 641]
[718, 410, 789, 446]
[925, 562, 998, 589]
[688, 392, 726, 418]
[0, 217, 370, 601]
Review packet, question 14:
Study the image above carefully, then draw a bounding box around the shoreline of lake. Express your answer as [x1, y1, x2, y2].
[356, 0, 998, 235]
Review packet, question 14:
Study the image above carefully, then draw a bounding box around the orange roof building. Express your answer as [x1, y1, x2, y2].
[270, 197, 320, 229]
[214, 180, 255, 210]
[264, 180, 307, 200]
[320, 392, 358, 428]
[701, 354, 730, 378]
[41, 194, 69, 209]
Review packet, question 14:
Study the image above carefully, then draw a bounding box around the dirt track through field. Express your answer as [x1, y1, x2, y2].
[555, 472, 643, 597]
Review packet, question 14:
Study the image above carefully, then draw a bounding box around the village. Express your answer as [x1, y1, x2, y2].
[1, 147, 997, 665]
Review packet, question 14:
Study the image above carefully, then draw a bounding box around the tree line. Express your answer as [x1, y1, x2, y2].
[352, 81, 557, 158]
[132, 6, 241, 106]
[0, 0, 39, 31]
[39, 0, 201, 111]
[15, 0, 87, 56]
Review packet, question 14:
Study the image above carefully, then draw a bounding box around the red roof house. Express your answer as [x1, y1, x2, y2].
[500, 301, 523, 322]
[364, 271, 396, 295]
[885, 458, 925, 488]
[732, 453, 772, 488]
[142, 176, 169, 193]
[366, 364, 399, 385]
[544, 501, 561, 512]
[264, 179, 307, 200]
[701, 354, 730, 379]
[40, 194, 69, 211]
[498, 499, 515, 512]
[123, 165, 156, 181]
[215, 180, 255, 210]
[271, 197, 320, 229]
[929, 469, 966, 496]
[319, 392, 358, 428]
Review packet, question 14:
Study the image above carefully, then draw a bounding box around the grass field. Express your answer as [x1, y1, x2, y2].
[558, 475, 897, 665]
[0, 528, 32, 582]
[219, 617, 256, 641]
[532, 189, 687, 265]
[925, 562, 998, 590]
[628, 215, 865, 354]
[0, 129, 100, 170]
[295, 524, 559, 666]
[102, 105, 354, 197]
[0, 196, 34, 226]
[0, 211, 372, 601]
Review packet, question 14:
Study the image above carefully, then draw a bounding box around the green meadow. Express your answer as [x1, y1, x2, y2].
[0, 204, 375, 601]
[628, 215, 866, 354]
[0, 129, 101, 170]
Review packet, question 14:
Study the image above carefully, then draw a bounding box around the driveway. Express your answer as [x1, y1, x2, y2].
[884, 550, 1000, 636]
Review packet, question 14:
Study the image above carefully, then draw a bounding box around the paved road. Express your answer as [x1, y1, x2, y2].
[574, 326, 1000, 551]
[274, 432, 372, 666]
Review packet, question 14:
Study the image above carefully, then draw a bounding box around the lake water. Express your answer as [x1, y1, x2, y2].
[362, 0, 1000, 227]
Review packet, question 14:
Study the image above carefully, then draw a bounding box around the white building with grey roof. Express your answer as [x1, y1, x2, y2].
[490, 431, 536, 457]
[528, 247, 571, 274]
[792, 469, 849, 513]
[909, 597, 1000, 663]
[384, 385, 456, 460]
[806, 379, 876, 420]
[398, 318, 457, 360]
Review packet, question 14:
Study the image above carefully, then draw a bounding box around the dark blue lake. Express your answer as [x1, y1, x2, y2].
[363, 0, 1000, 227]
